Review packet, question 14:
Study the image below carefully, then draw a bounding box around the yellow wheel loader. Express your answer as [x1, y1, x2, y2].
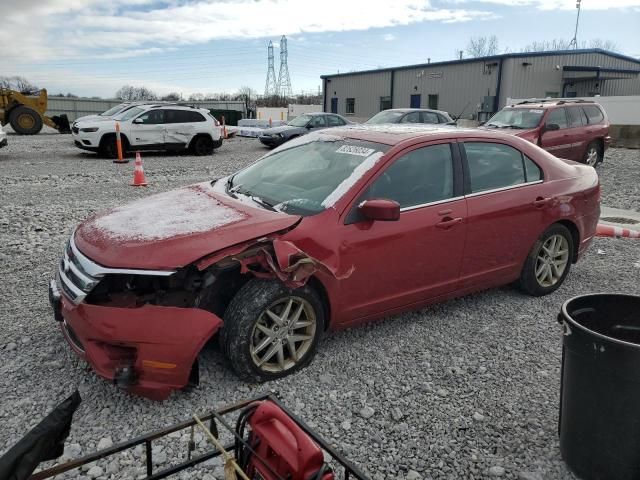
[0, 88, 70, 134]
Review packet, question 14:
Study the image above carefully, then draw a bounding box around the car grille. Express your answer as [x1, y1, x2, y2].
[72, 126, 79, 134]
[57, 237, 102, 304]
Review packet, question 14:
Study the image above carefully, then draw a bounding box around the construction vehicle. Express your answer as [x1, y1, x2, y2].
[0, 88, 70, 134]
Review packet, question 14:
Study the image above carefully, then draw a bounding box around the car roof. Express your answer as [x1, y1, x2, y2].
[380, 108, 448, 114]
[320, 124, 519, 146]
[507, 99, 598, 109]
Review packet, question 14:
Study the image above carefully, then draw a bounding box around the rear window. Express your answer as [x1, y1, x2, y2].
[582, 105, 604, 124]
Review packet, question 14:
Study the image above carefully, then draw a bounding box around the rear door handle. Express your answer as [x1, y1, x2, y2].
[533, 196, 552, 208]
[435, 217, 463, 229]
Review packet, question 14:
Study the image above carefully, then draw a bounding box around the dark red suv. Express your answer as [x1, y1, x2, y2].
[483, 100, 611, 166]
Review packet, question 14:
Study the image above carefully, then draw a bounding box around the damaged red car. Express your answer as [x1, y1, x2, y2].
[49, 125, 600, 400]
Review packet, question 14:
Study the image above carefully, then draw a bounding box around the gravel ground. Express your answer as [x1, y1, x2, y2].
[0, 133, 639, 480]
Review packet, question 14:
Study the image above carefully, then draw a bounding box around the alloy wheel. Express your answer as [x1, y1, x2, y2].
[250, 296, 316, 373]
[535, 234, 570, 287]
[586, 146, 598, 166]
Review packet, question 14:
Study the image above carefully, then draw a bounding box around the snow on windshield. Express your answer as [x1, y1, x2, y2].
[321, 151, 384, 207]
[90, 185, 245, 241]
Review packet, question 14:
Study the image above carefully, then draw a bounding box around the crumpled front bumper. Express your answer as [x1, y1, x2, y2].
[49, 279, 223, 400]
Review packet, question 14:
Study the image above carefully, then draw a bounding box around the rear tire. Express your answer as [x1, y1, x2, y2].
[221, 279, 324, 382]
[583, 141, 602, 167]
[192, 135, 214, 156]
[518, 224, 574, 296]
[9, 106, 43, 135]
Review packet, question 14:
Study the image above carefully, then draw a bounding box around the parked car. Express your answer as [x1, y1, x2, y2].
[72, 104, 223, 157]
[0, 128, 6, 148]
[482, 99, 611, 166]
[366, 108, 455, 125]
[258, 112, 351, 148]
[50, 125, 599, 399]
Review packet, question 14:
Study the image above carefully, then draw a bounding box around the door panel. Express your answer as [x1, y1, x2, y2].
[337, 142, 466, 321]
[410, 94, 421, 108]
[330, 98, 338, 114]
[129, 110, 165, 147]
[540, 108, 572, 158]
[164, 110, 194, 147]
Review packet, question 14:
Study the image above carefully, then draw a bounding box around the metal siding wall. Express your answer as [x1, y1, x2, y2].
[392, 60, 497, 118]
[45, 97, 246, 121]
[323, 71, 391, 121]
[504, 52, 640, 102]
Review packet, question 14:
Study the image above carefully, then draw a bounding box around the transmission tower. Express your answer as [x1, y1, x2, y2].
[568, 0, 582, 49]
[277, 35, 292, 98]
[264, 40, 278, 97]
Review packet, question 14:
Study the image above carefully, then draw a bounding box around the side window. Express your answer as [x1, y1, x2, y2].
[464, 142, 526, 193]
[310, 116, 327, 128]
[566, 107, 584, 128]
[546, 108, 568, 129]
[164, 110, 184, 123]
[400, 112, 421, 123]
[582, 105, 604, 124]
[524, 155, 543, 182]
[186, 111, 206, 122]
[422, 112, 439, 124]
[136, 110, 164, 124]
[327, 115, 345, 126]
[366, 144, 454, 208]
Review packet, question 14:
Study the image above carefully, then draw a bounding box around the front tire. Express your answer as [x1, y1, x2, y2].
[518, 224, 574, 296]
[99, 134, 126, 159]
[221, 279, 324, 382]
[9, 106, 43, 135]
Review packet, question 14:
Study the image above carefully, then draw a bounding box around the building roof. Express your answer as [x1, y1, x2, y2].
[320, 48, 640, 79]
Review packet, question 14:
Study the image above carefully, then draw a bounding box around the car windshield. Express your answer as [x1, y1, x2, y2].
[100, 104, 126, 116]
[226, 135, 389, 216]
[365, 111, 405, 124]
[115, 107, 145, 121]
[287, 115, 312, 127]
[486, 108, 544, 129]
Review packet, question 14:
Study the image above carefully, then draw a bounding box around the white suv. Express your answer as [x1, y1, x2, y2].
[72, 104, 223, 157]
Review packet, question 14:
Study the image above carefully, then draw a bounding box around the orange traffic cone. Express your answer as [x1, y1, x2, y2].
[596, 224, 640, 238]
[268, 117, 272, 128]
[222, 115, 228, 139]
[131, 152, 148, 187]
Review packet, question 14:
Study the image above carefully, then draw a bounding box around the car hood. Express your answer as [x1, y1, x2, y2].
[74, 181, 301, 270]
[261, 125, 306, 135]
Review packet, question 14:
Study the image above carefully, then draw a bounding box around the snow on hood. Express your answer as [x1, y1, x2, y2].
[88, 185, 246, 241]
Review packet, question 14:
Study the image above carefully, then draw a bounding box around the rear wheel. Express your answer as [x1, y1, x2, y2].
[584, 141, 602, 167]
[192, 135, 214, 156]
[9, 106, 43, 135]
[519, 224, 574, 296]
[221, 279, 324, 382]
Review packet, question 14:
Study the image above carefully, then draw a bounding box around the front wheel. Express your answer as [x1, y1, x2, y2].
[221, 279, 324, 382]
[518, 224, 574, 296]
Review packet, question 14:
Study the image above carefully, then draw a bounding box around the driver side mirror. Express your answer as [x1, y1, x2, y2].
[133, 118, 143, 124]
[544, 123, 560, 131]
[359, 199, 400, 222]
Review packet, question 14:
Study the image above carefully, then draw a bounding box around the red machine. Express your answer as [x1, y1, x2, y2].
[238, 401, 334, 480]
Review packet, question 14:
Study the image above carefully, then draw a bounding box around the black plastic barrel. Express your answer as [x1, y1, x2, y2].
[558, 294, 640, 480]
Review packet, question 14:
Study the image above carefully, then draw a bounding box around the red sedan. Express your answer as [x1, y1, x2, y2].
[49, 125, 600, 399]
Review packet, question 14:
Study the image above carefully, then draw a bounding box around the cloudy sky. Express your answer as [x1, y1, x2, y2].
[1, 0, 639, 98]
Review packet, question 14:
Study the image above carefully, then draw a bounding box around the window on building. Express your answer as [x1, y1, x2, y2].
[380, 96, 392, 111]
[366, 144, 454, 208]
[346, 98, 355, 115]
[428, 94, 439, 110]
[545, 92, 559, 98]
[464, 142, 527, 193]
[582, 105, 604, 124]
[545, 108, 568, 129]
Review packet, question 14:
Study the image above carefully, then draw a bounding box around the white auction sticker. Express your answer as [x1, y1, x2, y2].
[336, 145, 376, 157]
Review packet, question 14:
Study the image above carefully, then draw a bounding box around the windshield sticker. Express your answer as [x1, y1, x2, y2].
[529, 109, 544, 114]
[335, 145, 376, 157]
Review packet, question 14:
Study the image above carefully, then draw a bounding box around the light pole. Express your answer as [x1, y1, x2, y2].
[568, 0, 582, 49]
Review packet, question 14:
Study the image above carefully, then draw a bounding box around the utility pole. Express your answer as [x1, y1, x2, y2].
[568, 0, 582, 49]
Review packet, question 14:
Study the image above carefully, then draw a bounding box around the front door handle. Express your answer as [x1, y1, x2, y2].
[533, 196, 552, 208]
[435, 217, 463, 229]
